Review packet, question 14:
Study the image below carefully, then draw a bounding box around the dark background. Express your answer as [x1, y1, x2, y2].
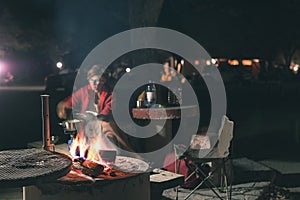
[1, 0, 300, 79]
[1, 0, 300, 161]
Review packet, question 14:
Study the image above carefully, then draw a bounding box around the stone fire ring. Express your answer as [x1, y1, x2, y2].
[0, 148, 72, 188]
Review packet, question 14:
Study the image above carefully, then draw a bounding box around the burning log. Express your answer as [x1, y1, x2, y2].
[72, 158, 105, 178]
[82, 160, 104, 177]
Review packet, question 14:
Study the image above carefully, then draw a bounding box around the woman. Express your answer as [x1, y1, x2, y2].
[57, 65, 134, 153]
[57, 65, 112, 119]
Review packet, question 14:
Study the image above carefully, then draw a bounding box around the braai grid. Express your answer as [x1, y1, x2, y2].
[0, 148, 72, 187]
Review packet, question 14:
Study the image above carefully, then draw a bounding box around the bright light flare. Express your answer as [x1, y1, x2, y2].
[228, 59, 239, 66]
[293, 64, 299, 73]
[0, 61, 4, 73]
[125, 67, 131, 72]
[242, 60, 252, 66]
[205, 60, 211, 66]
[56, 62, 63, 69]
[180, 59, 184, 65]
[211, 58, 217, 64]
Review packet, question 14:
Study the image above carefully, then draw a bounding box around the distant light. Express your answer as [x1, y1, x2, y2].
[194, 60, 200, 65]
[253, 59, 260, 63]
[0, 61, 3, 73]
[211, 58, 217, 64]
[177, 63, 182, 72]
[293, 64, 299, 73]
[219, 58, 227, 62]
[56, 62, 63, 69]
[242, 60, 252, 66]
[125, 67, 131, 72]
[228, 59, 239, 66]
[206, 60, 211, 66]
[180, 59, 184, 65]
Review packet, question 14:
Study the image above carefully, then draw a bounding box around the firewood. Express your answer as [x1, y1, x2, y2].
[81, 160, 104, 177]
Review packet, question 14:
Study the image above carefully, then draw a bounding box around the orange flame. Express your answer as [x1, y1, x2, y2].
[69, 128, 112, 169]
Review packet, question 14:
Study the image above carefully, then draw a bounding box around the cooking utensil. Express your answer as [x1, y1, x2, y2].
[58, 119, 82, 132]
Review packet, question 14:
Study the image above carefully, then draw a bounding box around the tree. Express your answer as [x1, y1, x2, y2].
[0, 9, 68, 82]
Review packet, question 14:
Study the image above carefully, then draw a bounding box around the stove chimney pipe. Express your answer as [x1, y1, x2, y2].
[41, 94, 52, 151]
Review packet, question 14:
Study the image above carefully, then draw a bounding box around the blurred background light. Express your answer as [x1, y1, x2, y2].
[125, 67, 131, 72]
[56, 62, 63, 69]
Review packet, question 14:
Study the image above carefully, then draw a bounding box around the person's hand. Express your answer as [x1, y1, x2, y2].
[56, 101, 67, 119]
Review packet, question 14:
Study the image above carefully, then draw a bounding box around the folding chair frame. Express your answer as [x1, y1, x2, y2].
[183, 156, 232, 200]
[184, 115, 234, 199]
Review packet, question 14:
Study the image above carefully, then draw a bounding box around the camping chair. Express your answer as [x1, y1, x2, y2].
[183, 115, 234, 200]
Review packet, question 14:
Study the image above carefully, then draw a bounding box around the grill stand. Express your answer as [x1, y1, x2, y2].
[23, 143, 150, 200]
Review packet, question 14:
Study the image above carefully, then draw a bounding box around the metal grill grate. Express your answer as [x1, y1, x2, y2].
[0, 148, 71, 187]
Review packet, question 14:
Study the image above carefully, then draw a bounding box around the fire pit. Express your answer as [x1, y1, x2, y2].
[24, 95, 150, 199]
[23, 144, 150, 200]
[59, 155, 149, 183]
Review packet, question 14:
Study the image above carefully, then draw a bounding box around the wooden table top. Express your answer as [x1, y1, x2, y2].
[132, 105, 198, 120]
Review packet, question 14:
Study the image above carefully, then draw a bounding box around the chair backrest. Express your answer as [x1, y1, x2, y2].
[205, 115, 234, 158]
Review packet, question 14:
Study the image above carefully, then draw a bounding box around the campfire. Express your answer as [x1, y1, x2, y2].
[24, 95, 150, 200]
[67, 128, 117, 179]
[59, 120, 146, 181]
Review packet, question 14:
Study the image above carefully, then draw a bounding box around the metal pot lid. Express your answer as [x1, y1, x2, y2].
[64, 119, 82, 123]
